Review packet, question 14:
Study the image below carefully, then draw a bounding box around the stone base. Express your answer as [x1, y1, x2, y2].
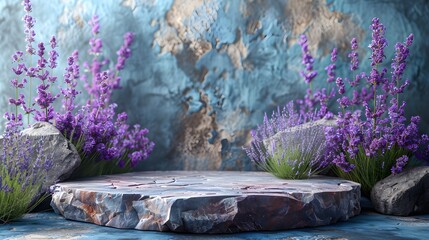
[51, 171, 361, 233]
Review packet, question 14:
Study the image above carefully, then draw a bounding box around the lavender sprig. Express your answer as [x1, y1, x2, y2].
[33, 42, 58, 122]
[298, 35, 317, 85]
[88, 15, 102, 55]
[369, 18, 387, 66]
[348, 38, 359, 71]
[22, 0, 35, 55]
[55, 51, 82, 141]
[325, 48, 337, 83]
[116, 32, 134, 71]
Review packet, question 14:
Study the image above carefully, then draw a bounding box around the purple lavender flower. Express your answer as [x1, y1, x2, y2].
[36, 42, 48, 69]
[391, 155, 408, 174]
[56, 51, 81, 139]
[50, 36, 57, 49]
[48, 37, 59, 69]
[116, 32, 134, 71]
[12, 51, 24, 62]
[336, 77, 345, 95]
[338, 96, 352, 108]
[34, 85, 57, 122]
[77, 102, 120, 161]
[112, 121, 155, 168]
[88, 15, 102, 55]
[369, 17, 387, 66]
[4, 113, 23, 131]
[10, 78, 27, 89]
[22, 0, 31, 12]
[405, 33, 413, 47]
[348, 38, 359, 71]
[12, 63, 26, 75]
[89, 15, 100, 35]
[25, 67, 35, 78]
[33, 42, 57, 122]
[22, 0, 36, 55]
[37, 42, 44, 57]
[89, 38, 103, 55]
[325, 48, 337, 83]
[390, 34, 413, 96]
[298, 35, 317, 84]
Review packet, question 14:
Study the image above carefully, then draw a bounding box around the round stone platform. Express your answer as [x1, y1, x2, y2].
[50, 171, 361, 233]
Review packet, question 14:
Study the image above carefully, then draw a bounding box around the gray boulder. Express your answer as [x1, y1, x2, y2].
[21, 122, 81, 193]
[263, 117, 337, 151]
[371, 166, 429, 216]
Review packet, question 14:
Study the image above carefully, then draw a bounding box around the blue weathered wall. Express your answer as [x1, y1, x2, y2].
[1, 0, 428, 171]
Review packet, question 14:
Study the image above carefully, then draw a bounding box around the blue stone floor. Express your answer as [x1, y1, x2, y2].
[1, 209, 429, 240]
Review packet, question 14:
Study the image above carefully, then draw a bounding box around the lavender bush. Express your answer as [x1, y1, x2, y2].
[322, 18, 429, 195]
[54, 15, 155, 178]
[8, 0, 155, 179]
[0, 117, 52, 223]
[244, 102, 331, 179]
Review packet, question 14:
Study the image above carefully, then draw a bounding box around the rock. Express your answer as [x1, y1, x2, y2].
[263, 117, 337, 150]
[51, 171, 361, 233]
[21, 122, 81, 193]
[371, 166, 429, 216]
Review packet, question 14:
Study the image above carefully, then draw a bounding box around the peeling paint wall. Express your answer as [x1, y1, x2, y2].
[1, 0, 428, 171]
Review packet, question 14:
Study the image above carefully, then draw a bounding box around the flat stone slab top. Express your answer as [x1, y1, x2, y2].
[50, 171, 361, 233]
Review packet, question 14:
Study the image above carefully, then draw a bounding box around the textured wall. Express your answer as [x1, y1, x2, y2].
[1, 0, 428, 171]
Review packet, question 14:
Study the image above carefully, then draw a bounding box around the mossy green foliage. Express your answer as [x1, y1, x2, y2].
[253, 125, 328, 180]
[68, 152, 131, 179]
[261, 146, 324, 180]
[334, 145, 411, 196]
[0, 136, 51, 223]
[0, 168, 48, 224]
[66, 136, 132, 179]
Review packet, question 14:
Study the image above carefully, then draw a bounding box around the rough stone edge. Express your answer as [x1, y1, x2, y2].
[51, 177, 361, 233]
